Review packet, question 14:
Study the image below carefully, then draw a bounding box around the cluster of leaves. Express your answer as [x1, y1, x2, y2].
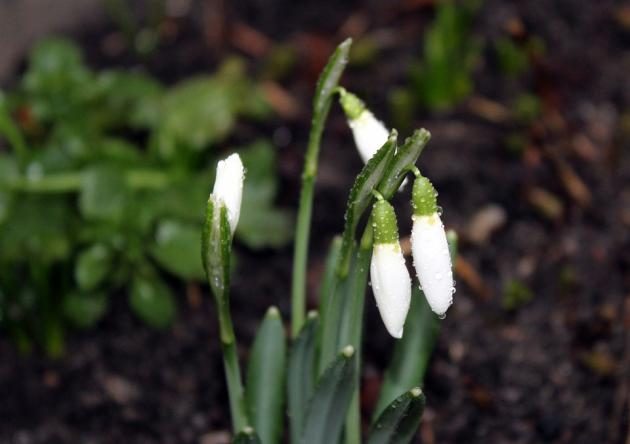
[0, 38, 292, 356]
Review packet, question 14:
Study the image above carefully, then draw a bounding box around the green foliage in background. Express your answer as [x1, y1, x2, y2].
[411, 0, 482, 110]
[0, 38, 292, 355]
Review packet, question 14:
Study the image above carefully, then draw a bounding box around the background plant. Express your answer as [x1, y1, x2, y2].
[0, 37, 292, 356]
[410, 0, 482, 111]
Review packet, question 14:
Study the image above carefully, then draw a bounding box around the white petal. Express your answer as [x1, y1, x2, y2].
[370, 243, 412, 338]
[212, 153, 244, 234]
[349, 110, 389, 163]
[411, 214, 454, 316]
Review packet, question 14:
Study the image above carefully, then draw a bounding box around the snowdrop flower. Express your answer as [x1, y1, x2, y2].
[211, 153, 244, 235]
[410, 175, 454, 317]
[370, 198, 411, 338]
[339, 89, 389, 163]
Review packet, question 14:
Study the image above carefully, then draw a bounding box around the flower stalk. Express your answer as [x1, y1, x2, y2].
[202, 154, 249, 432]
[291, 39, 352, 337]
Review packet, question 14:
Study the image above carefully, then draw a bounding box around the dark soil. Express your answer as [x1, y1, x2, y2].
[1, 0, 629, 443]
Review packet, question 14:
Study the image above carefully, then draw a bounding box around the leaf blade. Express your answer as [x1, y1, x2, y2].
[301, 346, 357, 444]
[287, 313, 319, 443]
[368, 388, 426, 444]
[246, 307, 287, 444]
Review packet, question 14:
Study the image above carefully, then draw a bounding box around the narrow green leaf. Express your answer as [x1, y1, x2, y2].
[75, 244, 113, 291]
[377, 129, 431, 201]
[233, 427, 262, 444]
[129, 273, 176, 328]
[246, 307, 286, 444]
[288, 312, 319, 443]
[313, 38, 352, 117]
[368, 388, 426, 444]
[374, 231, 458, 417]
[338, 130, 397, 277]
[302, 346, 357, 444]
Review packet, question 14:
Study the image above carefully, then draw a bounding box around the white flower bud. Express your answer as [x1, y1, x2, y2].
[411, 213, 454, 317]
[349, 110, 390, 163]
[371, 244, 412, 338]
[370, 200, 411, 338]
[410, 175, 454, 317]
[211, 153, 244, 235]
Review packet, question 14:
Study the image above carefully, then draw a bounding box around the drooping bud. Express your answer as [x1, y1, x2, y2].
[339, 89, 389, 163]
[211, 153, 244, 235]
[370, 200, 411, 338]
[410, 175, 454, 317]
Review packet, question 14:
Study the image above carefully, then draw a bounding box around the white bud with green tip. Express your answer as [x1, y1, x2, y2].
[339, 89, 389, 163]
[370, 199, 411, 338]
[411, 175, 454, 317]
[211, 153, 244, 235]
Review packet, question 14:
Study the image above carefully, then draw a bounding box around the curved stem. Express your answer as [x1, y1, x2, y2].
[291, 39, 352, 337]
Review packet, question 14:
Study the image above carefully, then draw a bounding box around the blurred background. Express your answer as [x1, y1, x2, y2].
[0, 0, 629, 442]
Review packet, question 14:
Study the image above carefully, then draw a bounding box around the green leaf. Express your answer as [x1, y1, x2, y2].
[150, 220, 205, 281]
[0, 155, 17, 224]
[237, 207, 293, 249]
[151, 60, 271, 159]
[129, 273, 176, 328]
[21, 37, 94, 122]
[377, 129, 431, 200]
[141, 172, 212, 223]
[75, 244, 113, 291]
[338, 130, 397, 277]
[287, 313, 319, 443]
[233, 427, 262, 444]
[368, 388, 426, 444]
[94, 70, 164, 128]
[0, 196, 72, 262]
[246, 307, 287, 444]
[235, 140, 294, 249]
[301, 346, 357, 444]
[79, 166, 129, 222]
[0, 190, 10, 225]
[62, 292, 108, 328]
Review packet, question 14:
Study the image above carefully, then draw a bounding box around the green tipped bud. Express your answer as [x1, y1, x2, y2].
[372, 199, 399, 245]
[412, 175, 438, 216]
[339, 88, 366, 120]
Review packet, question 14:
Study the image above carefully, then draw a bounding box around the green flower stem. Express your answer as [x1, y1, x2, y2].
[203, 201, 249, 433]
[291, 38, 352, 337]
[218, 298, 249, 433]
[344, 225, 373, 444]
[7, 169, 171, 193]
